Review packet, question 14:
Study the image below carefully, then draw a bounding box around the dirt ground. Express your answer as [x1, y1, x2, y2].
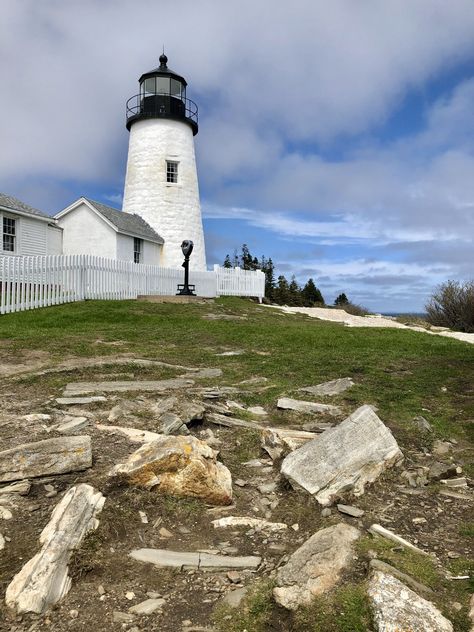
[0, 351, 472, 632]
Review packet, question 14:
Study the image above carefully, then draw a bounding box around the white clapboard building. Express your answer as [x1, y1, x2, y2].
[0, 193, 62, 257]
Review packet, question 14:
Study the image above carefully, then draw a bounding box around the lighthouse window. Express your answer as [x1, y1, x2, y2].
[133, 237, 142, 263]
[144, 78, 155, 94]
[166, 161, 179, 183]
[170, 79, 182, 97]
[2, 216, 16, 252]
[156, 77, 170, 94]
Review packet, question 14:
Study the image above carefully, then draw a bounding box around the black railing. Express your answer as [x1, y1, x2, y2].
[126, 93, 198, 133]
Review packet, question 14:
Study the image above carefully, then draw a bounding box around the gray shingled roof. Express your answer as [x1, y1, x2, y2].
[0, 193, 52, 219]
[85, 198, 164, 244]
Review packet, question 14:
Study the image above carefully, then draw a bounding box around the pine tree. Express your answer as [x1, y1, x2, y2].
[275, 275, 290, 305]
[241, 244, 253, 270]
[302, 278, 325, 305]
[263, 257, 276, 301]
[223, 254, 232, 269]
[288, 275, 302, 305]
[335, 293, 349, 306]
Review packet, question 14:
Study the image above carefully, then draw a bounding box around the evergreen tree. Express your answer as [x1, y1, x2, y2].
[334, 293, 349, 306]
[241, 244, 253, 270]
[302, 278, 325, 305]
[232, 249, 240, 268]
[223, 254, 232, 269]
[288, 275, 302, 305]
[275, 275, 290, 304]
[263, 257, 276, 300]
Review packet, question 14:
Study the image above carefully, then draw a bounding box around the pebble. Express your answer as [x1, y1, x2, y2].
[69, 610, 78, 619]
[227, 571, 241, 583]
[337, 504, 365, 518]
[113, 612, 135, 623]
[139, 510, 148, 524]
[0, 506, 13, 520]
[257, 483, 276, 494]
[234, 479, 247, 487]
[125, 591, 135, 600]
[129, 598, 165, 614]
[98, 585, 105, 595]
[159, 527, 173, 538]
[321, 508, 332, 517]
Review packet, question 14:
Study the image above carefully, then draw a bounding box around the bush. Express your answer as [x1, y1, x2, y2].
[341, 302, 370, 316]
[425, 280, 474, 333]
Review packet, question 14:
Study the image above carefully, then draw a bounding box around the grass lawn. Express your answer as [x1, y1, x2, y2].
[1, 297, 472, 444]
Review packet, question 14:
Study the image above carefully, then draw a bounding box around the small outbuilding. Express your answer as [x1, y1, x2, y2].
[55, 197, 164, 265]
[0, 193, 62, 256]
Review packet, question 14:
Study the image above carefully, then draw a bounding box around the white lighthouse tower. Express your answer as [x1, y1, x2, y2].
[122, 54, 206, 270]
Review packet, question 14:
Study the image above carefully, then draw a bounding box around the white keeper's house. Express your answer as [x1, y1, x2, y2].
[0, 193, 62, 257]
[2, 53, 207, 269]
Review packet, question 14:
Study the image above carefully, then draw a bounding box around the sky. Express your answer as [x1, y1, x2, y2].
[1, 0, 474, 312]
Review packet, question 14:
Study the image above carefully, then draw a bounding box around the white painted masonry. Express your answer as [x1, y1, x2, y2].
[122, 118, 206, 270]
[58, 202, 117, 259]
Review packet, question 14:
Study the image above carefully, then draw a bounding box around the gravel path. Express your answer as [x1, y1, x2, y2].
[267, 305, 474, 345]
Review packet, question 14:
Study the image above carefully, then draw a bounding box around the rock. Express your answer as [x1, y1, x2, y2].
[428, 462, 462, 480]
[469, 593, 474, 630]
[277, 397, 341, 416]
[0, 436, 92, 483]
[159, 527, 173, 538]
[222, 587, 248, 608]
[261, 427, 317, 460]
[0, 533, 5, 549]
[129, 598, 166, 614]
[56, 396, 107, 405]
[440, 477, 467, 488]
[22, 414, 52, 423]
[159, 412, 187, 435]
[301, 422, 334, 432]
[0, 506, 13, 519]
[298, 378, 354, 397]
[234, 479, 247, 487]
[56, 417, 89, 434]
[247, 406, 268, 416]
[368, 524, 429, 556]
[337, 504, 364, 518]
[139, 510, 148, 524]
[185, 368, 222, 379]
[5, 484, 105, 614]
[433, 440, 451, 456]
[130, 549, 261, 571]
[368, 570, 453, 631]
[96, 424, 161, 443]
[108, 400, 140, 422]
[214, 349, 245, 355]
[369, 559, 433, 595]
[206, 412, 265, 430]
[0, 480, 31, 496]
[109, 435, 233, 505]
[113, 612, 135, 624]
[321, 508, 332, 517]
[273, 523, 360, 610]
[63, 378, 194, 396]
[125, 591, 135, 600]
[411, 416, 432, 433]
[257, 482, 277, 494]
[227, 571, 241, 583]
[211, 516, 287, 532]
[281, 406, 403, 505]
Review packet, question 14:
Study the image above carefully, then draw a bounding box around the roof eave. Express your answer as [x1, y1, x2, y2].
[0, 205, 53, 223]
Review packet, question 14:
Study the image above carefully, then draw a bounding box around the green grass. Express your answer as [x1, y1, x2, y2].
[212, 579, 275, 632]
[1, 297, 472, 445]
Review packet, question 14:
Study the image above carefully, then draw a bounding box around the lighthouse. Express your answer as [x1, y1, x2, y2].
[122, 54, 206, 270]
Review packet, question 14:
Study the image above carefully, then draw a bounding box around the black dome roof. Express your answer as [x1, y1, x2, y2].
[139, 54, 187, 86]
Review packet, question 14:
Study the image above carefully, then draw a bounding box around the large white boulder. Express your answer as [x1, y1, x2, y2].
[281, 405, 403, 505]
[274, 523, 360, 610]
[368, 570, 453, 632]
[5, 484, 105, 614]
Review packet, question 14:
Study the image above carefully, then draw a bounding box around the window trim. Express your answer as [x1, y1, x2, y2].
[1, 212, 18, 254]
[166, 160, 179, 184]
[133, 237, 143, 264]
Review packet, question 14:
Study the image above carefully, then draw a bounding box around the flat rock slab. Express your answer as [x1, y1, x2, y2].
[63, 378, 194, 395]
[281, 405, 403, 505]
[211, 516, 288, 532]
[5, 484, 105, 614]
[130, 548, 260, 571]
[206, 412, 265, 430]
[0, 436, 92, 483]
[277, 397, 341, 416]
[368, 524, 428, 556]
[109, 435, 233, 506]
[368, 570, 453, 631]
[129, 598, 166, 614]
[274, 523, 360, 610]
[262, 427, 317, 460]
[298, 377, 355, 397]
[56, 417, 89, 434]
[96, 424, 161, 444]
[337, 504, 364, 518]
[56, 396, 107, 405]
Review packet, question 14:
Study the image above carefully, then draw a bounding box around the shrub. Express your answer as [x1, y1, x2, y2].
[341, 302, 370, 316]
[425, 280, 474, 333]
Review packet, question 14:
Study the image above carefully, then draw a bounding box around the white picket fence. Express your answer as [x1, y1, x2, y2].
[0, 255, 265, 315]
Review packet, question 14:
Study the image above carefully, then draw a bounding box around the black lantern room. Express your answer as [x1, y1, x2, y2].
[126, 54, 198, 135]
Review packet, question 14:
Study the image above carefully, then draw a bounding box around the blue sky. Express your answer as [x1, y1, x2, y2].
[1, 0, 474, 312]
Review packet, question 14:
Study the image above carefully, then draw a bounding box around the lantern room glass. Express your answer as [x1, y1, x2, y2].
[140, 77, 185, 100]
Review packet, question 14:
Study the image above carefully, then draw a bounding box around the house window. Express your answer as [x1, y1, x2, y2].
[133, 237, 143, 263]
[2, 217, 16, 252]
[166, 160, 178, 183]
